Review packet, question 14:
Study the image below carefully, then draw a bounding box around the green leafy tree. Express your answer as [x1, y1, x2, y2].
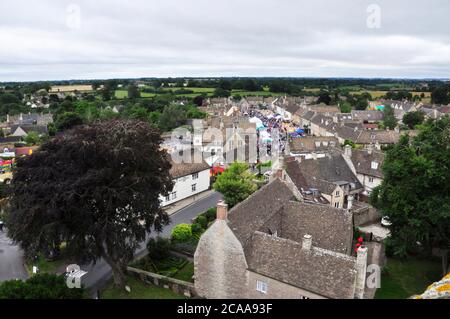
[370, 117, 450, 267]
[146, 237, 171, 261]
[340, 102, 352, 113]
[383, 104, 398, 130]
[128, 84, 141, 99]
[171, 224, 192, 242]
[0, 274, 85, 299]
[213, 162, 257, 208]
[158, 104, 187, 132]
[24, 131, 41, 146]
[55, 112, 83, 131]
[403, 111, 425, 129]
[6, 119, 173, 289]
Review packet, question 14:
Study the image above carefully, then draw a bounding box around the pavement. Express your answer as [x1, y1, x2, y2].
[81, 190, 223, 295]
[0, 229, 28, 282]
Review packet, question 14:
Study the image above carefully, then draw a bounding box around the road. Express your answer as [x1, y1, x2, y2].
[0, 230, 28, 282]
[82, 191, 222, 294]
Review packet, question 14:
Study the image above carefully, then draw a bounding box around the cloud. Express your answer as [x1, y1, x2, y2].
[0, 0, 449, 81]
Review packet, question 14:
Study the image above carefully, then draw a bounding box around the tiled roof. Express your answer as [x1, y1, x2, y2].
[351, 149, 385, 178]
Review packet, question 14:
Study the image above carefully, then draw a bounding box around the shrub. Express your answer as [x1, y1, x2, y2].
[204, 208, 217, 222]
[171, 224, 192, 243]
[146, 237, 171, 261]
[0, 274, 85, 299]
[195, 215, 208, 229]
[190, 223, 204, 235]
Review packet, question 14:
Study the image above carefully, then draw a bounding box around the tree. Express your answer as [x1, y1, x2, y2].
[171, 224, 193, 242]
[55, 112, 83, 131]
[0, 274, 86, 299]
[431, 85, 450, 105]
[370, 117, 450, 268]
[340, 102, 352, 113]
[403, 111, 425, 129]
[6, 119, 174, 288]
[383, 104, 398, 130]
[158, 104, 187, 132]
[24, 131, 41, 146]
[317, 92, 331, 105]
[213, 87, 231, 98]
[193, 95, 204, 106]
[128, 84, 141, 99]
[213, 162, 257, 208]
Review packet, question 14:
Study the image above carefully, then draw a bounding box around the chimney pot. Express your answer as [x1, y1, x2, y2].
[302, 234, 312, 250]
[216, 201, 228, 220]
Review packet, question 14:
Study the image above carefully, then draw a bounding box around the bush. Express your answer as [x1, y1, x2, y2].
[0, 274, 85, 299]
[204, 208, 217, 222]
[171, 224, 192, 243]
[191, 223, 204, 235]
[195, 215, 208, 229]
[146, 237, 171, 261]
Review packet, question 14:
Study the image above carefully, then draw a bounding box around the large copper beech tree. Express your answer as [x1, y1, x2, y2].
[6, 119, 174, 288]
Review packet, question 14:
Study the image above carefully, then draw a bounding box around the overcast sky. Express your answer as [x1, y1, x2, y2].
[1, 0, 450, 81]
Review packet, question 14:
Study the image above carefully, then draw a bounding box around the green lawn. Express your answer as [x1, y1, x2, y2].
[26, 255, 68, 275]
[172, 262, 194, 283]
[101, 276, 186, 299]
[375, 257, 443, 299]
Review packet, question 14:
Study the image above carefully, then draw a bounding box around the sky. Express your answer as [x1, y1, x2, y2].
[1, 0, 450, 81]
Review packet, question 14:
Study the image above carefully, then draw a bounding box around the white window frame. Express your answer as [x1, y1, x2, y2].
[335, 202, 340, 208]
[256, 280, 267, 294]
[171, 191, 177, 200]
[191, 184, 197, 192]
[192, 172, 199, 180]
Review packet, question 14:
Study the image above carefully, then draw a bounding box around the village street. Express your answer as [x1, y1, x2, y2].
[0, 229, 28, 282]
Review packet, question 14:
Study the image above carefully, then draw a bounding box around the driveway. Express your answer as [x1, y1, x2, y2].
[0, 230, 28, 282]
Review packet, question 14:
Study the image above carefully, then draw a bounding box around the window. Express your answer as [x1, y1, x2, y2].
[171, 192, 177, 200]
[191, 184, 197, 192]
[192, 173, 199, 180]
[335, 191, 340, 197]
[369, 177, 374, 183]
[371, 161, 379, 170]
[334, 202, 340, 208]
[256, 281, 267, 294]
[165, 195, 170, 202]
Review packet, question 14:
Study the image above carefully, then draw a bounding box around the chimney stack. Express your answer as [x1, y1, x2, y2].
[355, 246, 368, 299]
[302, 234, 312, 250]
[367, 144, 373, 155]
[344, 145, 352, 157]
[216, 201, 228, 221]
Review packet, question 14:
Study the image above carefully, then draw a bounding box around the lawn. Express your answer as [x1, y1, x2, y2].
[101, 276, 186, 299]
[172, 262, 194, 283]
[115, 90, 156, 99]
[375, 257, 443, 299]
[26, 255, 68, 275]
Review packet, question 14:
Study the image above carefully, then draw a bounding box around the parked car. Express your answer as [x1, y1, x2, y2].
[381, 216, 392, 227]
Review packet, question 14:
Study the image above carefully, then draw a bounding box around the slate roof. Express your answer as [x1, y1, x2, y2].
[356, 130, 400, 145]
[0, 136, 22, 144]
[10, 124, 48, 135]
[351, 110, 384, 122]
[350, 149, 385, 178]
[285, 154, 363, 195]
[289, 136, 338, 154]
[169, 149, 210, 178]
[228, 179, 295, 247]
[246, 232, 357, 299]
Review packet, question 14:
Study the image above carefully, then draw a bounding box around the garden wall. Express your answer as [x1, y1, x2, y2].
[353, 205, 381, 227]
[127, 266, 196, 298]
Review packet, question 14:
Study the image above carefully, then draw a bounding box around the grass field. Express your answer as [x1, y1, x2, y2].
[101, 276, 186, 299]
[375, 257, 442, 299]
[172, 262, 194, 282]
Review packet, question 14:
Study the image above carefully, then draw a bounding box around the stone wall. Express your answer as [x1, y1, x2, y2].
[247, 271, 326, 299]
[127, 266, 196, 298]
[353, 205, 381, 227]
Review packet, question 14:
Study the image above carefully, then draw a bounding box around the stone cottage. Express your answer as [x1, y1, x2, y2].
[194, 178, 373, 299]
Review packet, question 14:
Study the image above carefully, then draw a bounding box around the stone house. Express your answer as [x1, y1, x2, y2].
[288, 136, 338, 159]
[194, 178, 372, 299]
[342, 145, 385, 195]
[284, 154, 364, 209]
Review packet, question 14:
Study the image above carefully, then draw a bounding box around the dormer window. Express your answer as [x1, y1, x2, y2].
[371, 161, 379, 170]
